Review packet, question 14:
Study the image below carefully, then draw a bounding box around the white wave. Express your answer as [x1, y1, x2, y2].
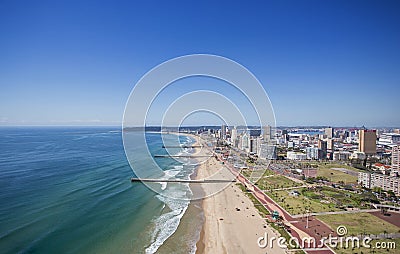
[160, 182, 167, 190]
[145, 194, 189, 254]
[145, 140, 197, 253]
[164, 166, 182, 178]
[159, 165, 183, 190]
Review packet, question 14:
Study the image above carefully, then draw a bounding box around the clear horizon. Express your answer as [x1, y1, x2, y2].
[1, 1, 399, 126]
[1, 124, 399, 129]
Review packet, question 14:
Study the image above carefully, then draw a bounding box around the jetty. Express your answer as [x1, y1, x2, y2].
[162, 145, 202, 148]
[131, 178, 236, 183]
[154, 155, 210, 158]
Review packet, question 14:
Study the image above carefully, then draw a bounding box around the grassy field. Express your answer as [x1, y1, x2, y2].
[268, 185, 368, 215]
[317, 166, 358, 183]
[269, 188, 340, 215]
[256, 175, 302, 190]
[317, 213, 400, 236]
[320, 213, 400, 254]
[318, 163, 363, 172]
[241, 168, 275, 179]
[302, 186, 364, 209]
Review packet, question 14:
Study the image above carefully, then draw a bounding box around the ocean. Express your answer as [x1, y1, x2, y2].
[0, 127, 202, 253]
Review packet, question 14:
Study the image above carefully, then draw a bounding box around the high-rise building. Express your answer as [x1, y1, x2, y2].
[359, 129, 377, 155]
[318, 140, 327, 159]
[249, 138, 258, 154]
[392, 145, 400, 176]
[325, 127, 334, 139]
[231, 127, 238, 147]
[327, 138, 334, 150]
[221, 124, 227, 139]
[263, 125, 272, 141]
[241, 132, 249, 152]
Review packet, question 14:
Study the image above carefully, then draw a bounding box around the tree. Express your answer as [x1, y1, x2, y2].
[387, 190, 396, 199]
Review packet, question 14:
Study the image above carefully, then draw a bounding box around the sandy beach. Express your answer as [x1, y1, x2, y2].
[187, 135, 286, 254]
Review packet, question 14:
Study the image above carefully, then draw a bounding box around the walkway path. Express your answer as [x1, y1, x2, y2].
[291, 209, 379, 218]
[210, 149, 336, 254]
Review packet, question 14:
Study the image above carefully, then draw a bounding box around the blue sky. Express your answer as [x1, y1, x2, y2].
[0, 0, 399, 127]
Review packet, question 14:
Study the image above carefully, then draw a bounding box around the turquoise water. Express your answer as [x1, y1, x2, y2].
[0, 127, 197, 253]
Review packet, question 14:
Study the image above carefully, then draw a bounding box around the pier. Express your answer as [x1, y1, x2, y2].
[131, 178, 236, 183]
[162, 145, 202, 148]
[154, 155, 210, 158]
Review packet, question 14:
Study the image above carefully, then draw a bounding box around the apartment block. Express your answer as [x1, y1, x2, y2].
[358, 172, 400, 196]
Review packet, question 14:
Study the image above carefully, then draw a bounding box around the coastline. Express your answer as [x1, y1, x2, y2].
[191, 134, 286, 254]
[160, 132, 285, 254]
[155, 132, 204, 254]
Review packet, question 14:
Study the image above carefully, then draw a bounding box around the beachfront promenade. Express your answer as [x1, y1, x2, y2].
[210, 146, 335, 254]
[150, 135, 335, 253]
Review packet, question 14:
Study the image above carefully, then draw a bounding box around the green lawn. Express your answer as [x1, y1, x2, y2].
[318, 163, 363, 172]
[302, 186, 364, 209]
[256, 175, 302, 190]
[317, 166, 358, 183]
[317, 213, 400, 236]
[268, 186, 369, 215]
[241, 168, 275, 179]
[320, 213, 400, 254]
[269, 188, 340, 215]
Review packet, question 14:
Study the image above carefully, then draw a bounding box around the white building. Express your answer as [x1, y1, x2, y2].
[306, 147, 320, 160]
[240, 132, 250, 152]
[392, 145, 400, 176]
[231, 127, 238, 147]
[350, 151, 366, 160]
[379, 133, 400, 145]
[333, 151, 351, 161]
[287, 151, 307, 160]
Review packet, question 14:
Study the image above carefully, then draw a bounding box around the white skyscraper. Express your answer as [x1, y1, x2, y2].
[231, 127, 238, 147]
[392, 145, 400, 176]
[241, 132, 249, 152]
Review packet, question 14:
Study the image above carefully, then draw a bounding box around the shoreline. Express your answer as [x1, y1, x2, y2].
[190, 158, 206, 254]
[162, 132, 285, 254]
[190, 133, 286, 254]
[155, 132, 205, 254]
[187, 134, 206, 254]
[178, 133, 206, 254]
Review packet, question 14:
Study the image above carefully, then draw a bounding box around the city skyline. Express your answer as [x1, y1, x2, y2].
[1, 1, 399, 127]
